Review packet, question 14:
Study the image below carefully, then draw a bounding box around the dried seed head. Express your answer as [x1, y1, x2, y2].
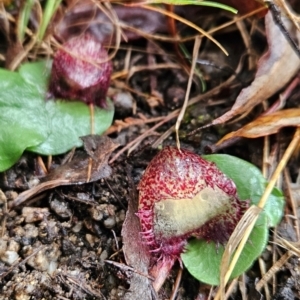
[137, 146, 248, 262]
[48, 34, 112, 108]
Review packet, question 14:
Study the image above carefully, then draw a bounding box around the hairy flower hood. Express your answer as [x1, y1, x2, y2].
[137, 146, 249, 260]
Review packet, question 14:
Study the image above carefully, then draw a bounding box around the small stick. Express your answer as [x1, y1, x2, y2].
[89, 103, 95, 135]
[87, 103, 95, 182]
[105, 260, 154, 280]
[169, 267, 183, 300]
[175, 36, 201, 150]
[0, 190, 7, 237]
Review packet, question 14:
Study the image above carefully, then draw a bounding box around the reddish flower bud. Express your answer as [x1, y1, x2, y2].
[48, 34, 112, 108]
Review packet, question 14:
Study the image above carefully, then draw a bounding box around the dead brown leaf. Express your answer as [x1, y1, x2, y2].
[10, 135, 119, 208]
[121, 166, 154, 300]
[216, 108, 300, 144]
[208, 10, 300, 127]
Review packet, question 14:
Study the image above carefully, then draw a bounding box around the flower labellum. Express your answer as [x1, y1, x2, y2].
[137, 146, 248, 290]
[48, 34, 112, 108]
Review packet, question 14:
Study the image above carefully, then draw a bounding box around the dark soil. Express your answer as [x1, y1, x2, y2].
[1, 1, 300, 300]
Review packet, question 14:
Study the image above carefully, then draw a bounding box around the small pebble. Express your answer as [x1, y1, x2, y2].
[8, 240, 20, 252]
[27, 243, 61, 274]
[85, 233, 99, 247]
[50, 198, 72, 218]
[99, 249, 108, 263]
[38, 220, 59, 243]
[1, 250, 19, 265]
[22, 207, 50, 223]
[0, 189, 6, 204]
[103, 216, 116, 229]
[72, 221, 83, 233]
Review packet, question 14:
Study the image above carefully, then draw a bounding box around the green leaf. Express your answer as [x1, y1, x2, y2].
[17, 0, 35, 41]
[181, 154, 284, 285]
[148, 1, 238, 14]
[0, 60, 114, 171]
[0, 69, 48, 171]
[38, 0, 62, 41]
[18, 60, 51, 93]
[203, 154, 284, 227]
[29, 99, 114, 155]
[182, 215, 268, 286]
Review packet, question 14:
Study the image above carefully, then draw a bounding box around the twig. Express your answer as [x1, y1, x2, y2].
[105, 260, 154, 280]
[175, 36, 201, 149]
[0, 190, 7, 237]
[169, 267, 183, 300]
[256, 251, 292, 291]
[109, 112, 177, 163]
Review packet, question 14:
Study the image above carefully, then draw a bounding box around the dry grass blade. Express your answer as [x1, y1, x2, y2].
[175, 36, 200, 149]
[258, 257, 271, 300]
[9, 2, 41, 70]
[97, 1, 122, 61]
[275, 236, 300, 256]
[284, 168, 300, 240]
[106, 116, 166, 135]
[169, 267, 183, 300]
[219, 205, 262, 299]
[256, 251, 293, 291]
[0, 189, 7, 237]
[257, 225, 300, 294]
[127, 63, 181, 79]
[141, 4, 229, 55]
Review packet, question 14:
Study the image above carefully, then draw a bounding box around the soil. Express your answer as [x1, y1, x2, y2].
[1, 2, 300, 300]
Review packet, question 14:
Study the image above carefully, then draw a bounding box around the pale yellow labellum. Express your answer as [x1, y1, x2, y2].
[153, 186, 233, 240]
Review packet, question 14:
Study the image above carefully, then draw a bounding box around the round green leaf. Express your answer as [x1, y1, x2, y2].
[18, 60, 51, 93]
[0, 60, 114, 171]
[0, 69, 48, 171]
[181, 154, 284, 285]
[182, 214, 267, 286]
[28, 98, 114, 155]
[204, 154, 284, 227]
